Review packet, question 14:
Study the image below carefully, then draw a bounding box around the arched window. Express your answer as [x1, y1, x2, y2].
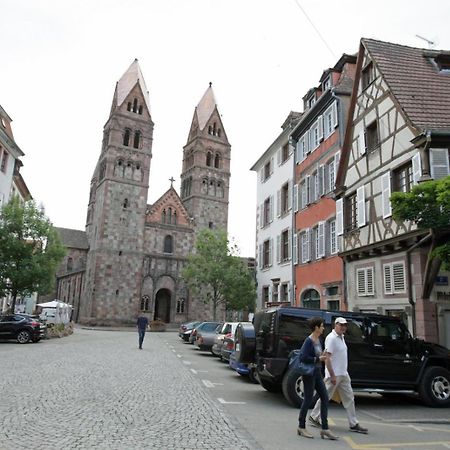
[213, 122, 217, 135]
[218, 129, 221, 138]
[127, 102, 131, 111]
[176, 298, 185, 314]
[138, 105, 143, 115]
[302, 289, 320, 309]
[123, 198, 129, 208]
[162, 209, 166, 223]
[173, 211, 177, 225]
[206, 151, 212, 166]
[164, 235, 173, 254]
[123, 129, 131, 146]
[133, 98, 138, 113]
[133, 131, 141, 149]
[208, 125, 212, 135]
[141, 295, 150, 311]
[67, 257, 73, 272]
[214, 153, 221, 168]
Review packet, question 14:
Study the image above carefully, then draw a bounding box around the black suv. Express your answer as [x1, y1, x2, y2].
[0, 314, 46, 344]
[235, 307, 450, 408]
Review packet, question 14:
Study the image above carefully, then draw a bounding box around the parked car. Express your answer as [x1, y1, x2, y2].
[235, 306, 450, 408]
[229, 350, 259, 384]
[220, 322, 252, 362]
[179, 321, 201, 342]
[194, 322, 223, 352]
[0, 314, 46, 344]
[211, 322, 240, 358]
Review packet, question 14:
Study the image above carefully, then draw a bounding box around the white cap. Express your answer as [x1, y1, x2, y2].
[335, 317, 348, 324]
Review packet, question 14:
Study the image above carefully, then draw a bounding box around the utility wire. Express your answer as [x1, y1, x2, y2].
[292, 0, 336, 59]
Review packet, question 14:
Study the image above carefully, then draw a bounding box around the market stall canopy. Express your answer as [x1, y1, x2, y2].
[37, 300, 72, 308]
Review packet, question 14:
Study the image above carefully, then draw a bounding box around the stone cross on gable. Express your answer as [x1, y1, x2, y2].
[169, 177, 175, 187]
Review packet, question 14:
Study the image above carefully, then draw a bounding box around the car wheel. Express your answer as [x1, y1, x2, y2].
[419, 366, 450, 407]
[259, 376, 282, 393]
[282, 368, 305, 408]
[17, 330, 31, 344]
[234, 322, 256, 364]
[248, 367, 259, 384]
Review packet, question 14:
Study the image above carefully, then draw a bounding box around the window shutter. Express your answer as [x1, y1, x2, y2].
[358, 132, 366, 155]
[306, 228, 311, 262]
[288, 228, 292, 260]
[276, 234, 281, 264]
[412, 153, 422, 185]
[384, 264, 393, 294]
[324, 164, 330, 194]
[367, 268, 374, 295]
[381, 172, 392, 218]
[306, 175, 311, 204]
[393, 263, 406, 293]
[258, 244, 263, 269]
[430, 148, 450, 180]
[319, 165, 325, 197]
[357, 185, 366, 227]
[318, 116, 323, 141]
[277, 148, 282, 166]
[277, 189, 281, 217]
[305, 131, 310, 154]
[268, 284, 273, 301]
[259, 168, 264, 182]
[259, 203, 264, 228]
[318, 221, 325, 258]
[278, 284, 282, 301]
[332, 101, 338, 128]
[334, 151, 341, 185]
[288, 282, 293, 302]
[293, 183, 298, 212]
[336, 198, 344, 236]
[293, 233, 298, 265]
[357, 269, 365, 296]
[295, 140, 301, 164]
[288, 180, 292, 211]
[270, 156, 274, 174]
[269, 238, 273, 266]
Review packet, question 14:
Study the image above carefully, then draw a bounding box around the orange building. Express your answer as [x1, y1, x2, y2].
[291, 54, 356, 311]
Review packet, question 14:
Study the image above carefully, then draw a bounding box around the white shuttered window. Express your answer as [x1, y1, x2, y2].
[357, 267, 374, 296]
[381, 172, 392, 218]
[357, 185, 366, 227]
[430, 148, 450, 180]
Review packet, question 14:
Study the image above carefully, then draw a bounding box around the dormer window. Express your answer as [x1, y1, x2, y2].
[435, 54, 450, 72]
[307, 94, 316, 108]
[323, 76, 331, 91]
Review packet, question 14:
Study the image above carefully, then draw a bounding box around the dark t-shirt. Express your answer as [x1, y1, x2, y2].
[137, 316, 149, 330]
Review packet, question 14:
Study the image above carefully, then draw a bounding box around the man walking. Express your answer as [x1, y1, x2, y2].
[309, 317, 368, 434]
[137, 312, 149, 350]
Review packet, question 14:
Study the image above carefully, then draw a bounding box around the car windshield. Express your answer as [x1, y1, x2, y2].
[202, 323, 220, 332]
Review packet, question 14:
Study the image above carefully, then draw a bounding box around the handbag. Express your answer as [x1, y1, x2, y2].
[288, 349, 315, 376]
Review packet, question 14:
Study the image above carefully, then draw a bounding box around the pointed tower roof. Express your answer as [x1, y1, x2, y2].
[196, 83, 217, 130]
[115, 59, 151, 113]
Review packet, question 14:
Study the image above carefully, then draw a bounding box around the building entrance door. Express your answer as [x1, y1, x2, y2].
[154, 289, 171, 323]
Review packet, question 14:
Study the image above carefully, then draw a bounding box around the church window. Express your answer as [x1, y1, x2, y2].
[133, 98, 138, 113]
[164, 235, 173, 254]
[218, 129, 221, 138]
[138, 105, 143, 115]
[162, 209, 166, 223]
[208, 125, 212, 135]
[168, 207, 172, 223]
[141, 295, 150, 311]
[67, 257, 73, 272]
[127, 102, 131, 111]
[123, 129, 131, 147]
[206, 151, 212, 166]
[176, 298, 185, 314]
[136, 163, 140, 170]
[173, 211, 177, 225]
[213, 122, 217, 135]
[214, 153, 221, 168]
[123, 198, 129, 208]
[133, 131, 141, 149]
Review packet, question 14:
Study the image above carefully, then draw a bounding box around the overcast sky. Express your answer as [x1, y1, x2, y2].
[1, 0, 450, 256]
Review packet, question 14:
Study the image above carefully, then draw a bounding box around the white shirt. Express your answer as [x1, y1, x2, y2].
[324, 329, 348, 377]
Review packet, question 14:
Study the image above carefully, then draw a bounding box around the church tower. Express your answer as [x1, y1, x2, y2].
[180, 84, 231, 233]
[81, 59, 154, 324]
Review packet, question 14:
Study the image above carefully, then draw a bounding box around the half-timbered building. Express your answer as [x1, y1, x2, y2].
[336, 39, 450, 346]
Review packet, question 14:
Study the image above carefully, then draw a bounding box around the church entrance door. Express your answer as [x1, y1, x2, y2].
[154, 289, 171, 323]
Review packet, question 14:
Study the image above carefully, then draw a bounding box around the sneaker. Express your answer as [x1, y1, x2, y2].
[350, 423, 368, 434]
[308, 416, 321, 428]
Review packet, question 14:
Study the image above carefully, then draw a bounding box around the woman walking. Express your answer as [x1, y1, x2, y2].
[297, 316, 338, 440]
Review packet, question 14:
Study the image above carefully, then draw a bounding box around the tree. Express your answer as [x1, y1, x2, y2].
[0, 197, 66, 312]
[391, 175, 450, 269]
[182, 229, 255, 320]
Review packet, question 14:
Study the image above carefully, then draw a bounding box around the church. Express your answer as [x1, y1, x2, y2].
[53, 60, 231, 326]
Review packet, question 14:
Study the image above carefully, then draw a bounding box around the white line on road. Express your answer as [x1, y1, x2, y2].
[408, 425, 424, 432]
[217, 398, 246, 405]
[201, 379, 224, 388]
[183, 361, 192, 365]
[176, 354, 182, 358]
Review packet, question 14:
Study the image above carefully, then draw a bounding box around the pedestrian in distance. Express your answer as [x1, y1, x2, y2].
[309, 317, 368, 434]
[137, 312, 149, 350]
[297, 317, 338, 440]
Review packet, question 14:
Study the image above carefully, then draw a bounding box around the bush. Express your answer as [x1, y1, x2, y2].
[149, 319, 166, 332]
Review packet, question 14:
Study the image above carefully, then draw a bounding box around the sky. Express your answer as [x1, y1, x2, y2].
[1, 0, 450, 256]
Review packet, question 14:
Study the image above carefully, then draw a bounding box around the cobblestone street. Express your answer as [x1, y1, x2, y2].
[0, 329, 257, 450]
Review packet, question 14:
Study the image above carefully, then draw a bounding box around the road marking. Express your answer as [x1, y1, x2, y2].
[182, 360, 192, 365]
[176, 354, 182, 358]
[201, 379, 224, 388]
[217, 398, 246, 405]
[343, 436, 450, 449]
[343, 436, 389, 450]
[408, 425, 424, 432]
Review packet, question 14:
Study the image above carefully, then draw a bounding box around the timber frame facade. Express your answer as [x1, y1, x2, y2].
[335, 39, 450, 346]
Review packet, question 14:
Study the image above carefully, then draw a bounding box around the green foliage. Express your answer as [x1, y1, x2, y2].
[182, 229, 255, 320]
[0, 197, 66, 310]
[391, 175, 450, 269]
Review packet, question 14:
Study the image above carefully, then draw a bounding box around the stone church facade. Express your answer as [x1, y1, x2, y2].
[54, 60, 230, 326]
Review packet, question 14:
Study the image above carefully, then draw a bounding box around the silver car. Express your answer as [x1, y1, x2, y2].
[194, 322, 223, 352]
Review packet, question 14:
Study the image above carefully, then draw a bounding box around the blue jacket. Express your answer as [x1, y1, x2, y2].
[299, 336, 320, 364]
